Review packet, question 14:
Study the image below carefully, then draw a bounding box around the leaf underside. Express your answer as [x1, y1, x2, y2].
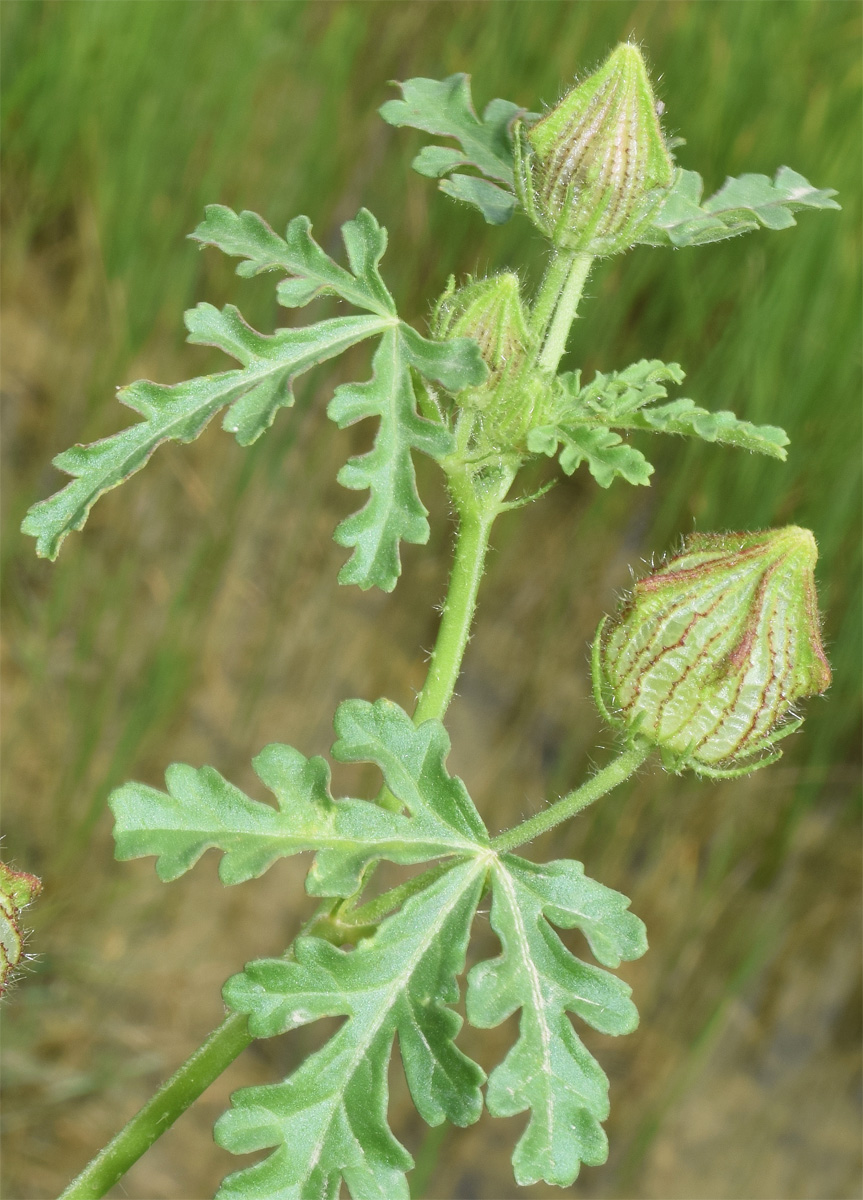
[467, 855, 646, 1187]
[379, 74, 528, 224]
[218, 850, 646, 1198]
[639, 166, 840, 247]
[110, 689, 647, 1196]
[528, 357, 788, 488]
[217, 861, 487, 1200]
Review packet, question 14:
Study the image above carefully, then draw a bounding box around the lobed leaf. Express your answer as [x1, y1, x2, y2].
[528, 424, 655, 488]
[467, 855, 647, 1187]
[439, 174, 517, 224]
[217, 860, 488, 1200]
[528, 357, 789, 486]
[21, 307, 391, 560]
[621, 397, 789, 459]
[380, 75, 528, 223]
[564, 359, 687, 418]
[110, 696, 487, 896]
[328, 327, 485, 592]
[191, 206, 396, 317]
[638, 166, 840, 247]
[331, 697, 488, 846]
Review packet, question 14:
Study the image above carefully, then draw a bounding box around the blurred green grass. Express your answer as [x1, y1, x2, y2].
[2, 3, 860, 1198]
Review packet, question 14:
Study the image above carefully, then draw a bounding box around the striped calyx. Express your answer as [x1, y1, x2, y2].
[432, 273, 547, 446]
[593, 528, 831, 778]
[515, 43, 674, 255]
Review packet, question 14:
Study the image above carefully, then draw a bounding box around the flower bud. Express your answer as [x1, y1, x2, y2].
[432, 273, 548, 446]
[516, 43, 675, 255]
[432, 273, 531, 398]
[593, 527, 831, 777]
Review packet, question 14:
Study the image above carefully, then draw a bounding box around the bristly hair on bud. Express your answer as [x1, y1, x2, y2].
[592, 527, 831, 778]
[432, 272, 532, 402]
[431, 273, 550, 447]
[515, 42, 675, 255]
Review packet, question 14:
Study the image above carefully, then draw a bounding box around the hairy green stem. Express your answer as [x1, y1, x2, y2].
[492, 740, 651, 854]
[346, 862, 452, 928]
[60, 460, 514, 1198]
[413, 465, 514, 724]
[536, 251, 593, 375]
[528, 248, 577, 346]
[56, 894, 340, 1200]
[58, 1012, 252, 1200]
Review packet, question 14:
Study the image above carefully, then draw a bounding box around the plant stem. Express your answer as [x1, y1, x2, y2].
[58, 1013, 252, 1200]
[58, 459, 513, 1198]
[58, 238, 590, 1200]
[491, 740, 651, 854]
[528, 248, 577, 345]
[413, 465, 514, 725]
[56, 895, 339, 1200]
[536, 251, 593, 375]
[345, 862, 452, 928]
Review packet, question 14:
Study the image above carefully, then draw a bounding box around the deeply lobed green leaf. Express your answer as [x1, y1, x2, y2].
[110, 697, 487, 896]
[529, 425, 655, 488]
[217, 860, 488, 1200]
[638, 166, 840, 247]
[467, 855, 647, 1187]
[22, 204, 485, 588]
[328, 325, 487, 592]
[22, 307, 391, 559]
[380, 74, 529, 224]
[216, 845, 647, 1198]
[191, 205, 397, 317]
[528, 357, 788, 489]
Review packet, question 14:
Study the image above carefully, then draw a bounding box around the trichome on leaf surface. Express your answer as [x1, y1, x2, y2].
[13, 42, 837, 1200]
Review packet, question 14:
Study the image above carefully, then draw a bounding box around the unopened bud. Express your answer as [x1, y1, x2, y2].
[432, 274, 547, 446]
[433, 273, 531, 397]
[593, 527, 831, 777]
[516, 43, 674, 255]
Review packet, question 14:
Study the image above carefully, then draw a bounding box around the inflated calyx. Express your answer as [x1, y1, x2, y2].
[593, 527, 831, 777]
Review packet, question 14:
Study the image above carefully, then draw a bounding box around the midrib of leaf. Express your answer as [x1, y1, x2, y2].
[494, 862, 555, 1122]
[361, 332, 413, 568]
[278, 858, 486, 1182]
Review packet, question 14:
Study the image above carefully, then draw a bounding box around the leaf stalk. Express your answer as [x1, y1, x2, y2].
[491, 739, 651, 853]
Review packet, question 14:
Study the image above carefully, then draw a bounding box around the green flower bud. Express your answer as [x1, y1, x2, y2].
[433, 273, 531, 398]
[515, 43, 675, 255]
[592, 528, 831, 777]
[432, 273, 548, 446]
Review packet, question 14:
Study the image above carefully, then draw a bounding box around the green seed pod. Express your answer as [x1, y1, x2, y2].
[432, 273, 548, 446]
[515, 43, 675, 255]
[592, 528, 831, 777]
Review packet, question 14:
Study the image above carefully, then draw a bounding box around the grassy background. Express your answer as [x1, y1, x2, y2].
[2, 2, 860, 1198]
